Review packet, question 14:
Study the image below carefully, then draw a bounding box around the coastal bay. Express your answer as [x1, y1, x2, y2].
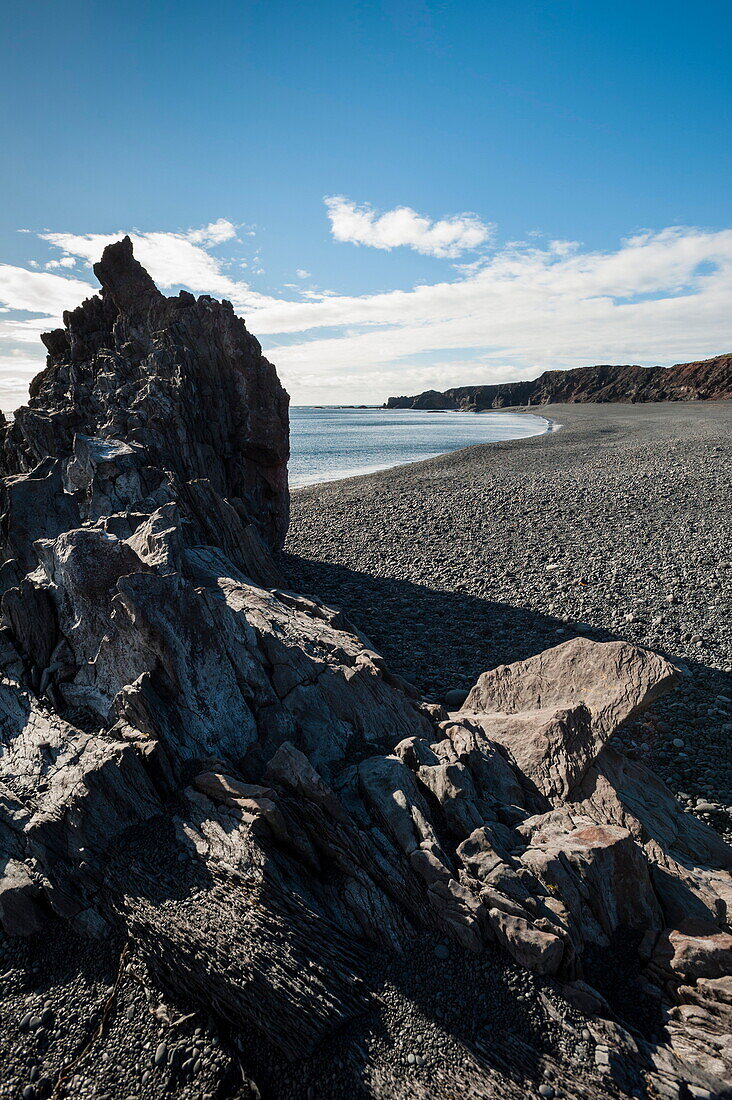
[286, 401, 732, 838]
[289, 406, 548, 486]
[3, 4, 732, 1093]
[1, 240, 730, 1100]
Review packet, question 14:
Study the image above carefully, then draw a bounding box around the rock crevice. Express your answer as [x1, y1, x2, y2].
[0, 242, 729, 1099]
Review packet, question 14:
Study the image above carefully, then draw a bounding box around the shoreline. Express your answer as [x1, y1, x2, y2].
[514, 407, 561, 434]
[290, 408, 569, 493]
[285, 401, 732, 837]
[289, 407, 550, 490]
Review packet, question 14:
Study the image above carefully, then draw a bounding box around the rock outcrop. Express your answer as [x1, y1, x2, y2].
[0, 235, 289, 553]
[385, 353, 732, 409]
[0, 242, 730, 1100]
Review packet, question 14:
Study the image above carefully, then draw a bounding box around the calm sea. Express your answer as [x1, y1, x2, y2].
[289, 407, 548, 488]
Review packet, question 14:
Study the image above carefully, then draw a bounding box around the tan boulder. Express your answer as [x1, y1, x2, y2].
[463, 705, 597, 800]
[522, 823, 662, 939]
[460, 638, 677, 800]
[653, 921, 732, 980]
[487, 908, 564, 975]
[463, 637, 678, 729]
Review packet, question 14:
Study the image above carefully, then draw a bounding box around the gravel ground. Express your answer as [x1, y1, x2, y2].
[231, 931, 618, 1100]
[2, 402, 729, 1100]
[284, 401, 732, 841]
[0, 927, 251, 1100]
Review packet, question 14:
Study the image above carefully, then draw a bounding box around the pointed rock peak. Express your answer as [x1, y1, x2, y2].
[92, 235, 163, 315]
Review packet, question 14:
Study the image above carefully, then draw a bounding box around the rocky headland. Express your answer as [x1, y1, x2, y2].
[385, 354, 732, 410]
[0, 241, 730, 1100]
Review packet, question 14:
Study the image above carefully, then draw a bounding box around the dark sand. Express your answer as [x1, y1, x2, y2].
[285, 402, 732, 837]
[2, 403, 729, 1100]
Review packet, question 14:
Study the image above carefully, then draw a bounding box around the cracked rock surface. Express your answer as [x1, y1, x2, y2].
[0, 243, 730, 1100]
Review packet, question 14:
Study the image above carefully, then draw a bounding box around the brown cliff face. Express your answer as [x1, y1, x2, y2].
[1, 236, 290, 549]
[386, 353, 732, 410]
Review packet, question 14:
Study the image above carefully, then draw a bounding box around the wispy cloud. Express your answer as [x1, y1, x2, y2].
[0, 219, 730, 407]
[38, 221, 257, 301]
[324, 196, 493, 258]
[262, 228, 732, 394]
[0, 265, 94, 317]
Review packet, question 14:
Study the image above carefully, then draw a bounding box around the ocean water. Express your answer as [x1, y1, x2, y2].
[289, 406, 548, 488]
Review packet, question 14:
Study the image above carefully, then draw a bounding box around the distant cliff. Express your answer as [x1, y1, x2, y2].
[385, 353, 732, 410]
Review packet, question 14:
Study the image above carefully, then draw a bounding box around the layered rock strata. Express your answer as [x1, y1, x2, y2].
[0, 236, 289, 554]
[0, 243, 730, 1099]
[385, 353, 732, 409]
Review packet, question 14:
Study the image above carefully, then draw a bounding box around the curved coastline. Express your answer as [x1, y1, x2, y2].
[290, 408, 552, 490]
[286, 400, 732, 841]
[509, 407, 562, 434]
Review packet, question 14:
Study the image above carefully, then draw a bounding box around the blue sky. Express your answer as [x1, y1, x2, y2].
[1, 0, 731, 406]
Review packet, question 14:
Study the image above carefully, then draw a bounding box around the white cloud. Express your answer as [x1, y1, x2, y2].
[0, 264, 99, 387]
[0, 316, 61, 344]
[45, 256, 77, 270]
[325, 196, 493, 257]
[186, 218, 238, 245]
[260, 228, 732, 398]
[0, 265, 93, 316]
[295, 269, 311, 279]
[41, 227, 236, 298]
[1, 218, 731, 410]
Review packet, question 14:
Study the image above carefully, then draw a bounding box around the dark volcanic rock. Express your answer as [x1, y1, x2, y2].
[0, 244, 730, 1100]
[1, 236, 290, 550]
[386, 352, 732, 409]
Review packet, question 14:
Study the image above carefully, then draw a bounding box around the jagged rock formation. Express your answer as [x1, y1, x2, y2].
[0, 243, 730, 1100]
[0, 236, 289, 553]
[385, 353, 732, 409]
